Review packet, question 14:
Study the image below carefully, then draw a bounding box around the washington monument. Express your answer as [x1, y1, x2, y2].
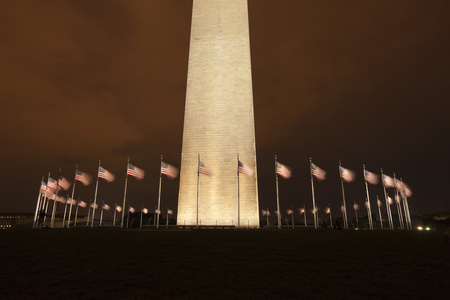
[177, 0, 259, 227]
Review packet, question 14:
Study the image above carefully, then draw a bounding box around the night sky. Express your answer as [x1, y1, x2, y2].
[1, 0, 449, 222]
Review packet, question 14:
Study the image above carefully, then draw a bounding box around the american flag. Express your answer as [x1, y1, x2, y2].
[198, 160, 212, 176]
[127, 163, 145, 180]
[377, 199, 382, 207]
[47, 192, 56, 200]
[395, 194, 401, 203]
[364, 170, 379, 185]
[311, 163, 326, 181]
[287, 209, 293, 215]
[155, 209, 161, 214]
[365, 201, 370, 208]
[75, 169, 92, 186]
[238, 160, 254, 177]
[161, 161, 178, 179]
[90, 202, 98, 209]
[116, 205, 122, 212]
[394, 178, 403, 190]
[382, 174, 395, 188]
[129, 206, 135, 213]
[262, 209, 270, 216]
[47, 177, 57, 191]
[98, 166, 115, 182]
[78, 200, 86, 208]
[276, 162, 292, 179]
[353, 203, 359, 210]
[325, 207, 331, 214]
[299, 208, 305, 214]
[103, 204, 110, 211]
[403, 183, 413, 197]
[142, 208, 148, 214]
[340, 166, 355, 183]
[168, 209, 173, 215]
[66, 198, 72, 205]
[56, 195, 66, 204]
[40, 181, 47, 193]
[58, 174, 71, 190]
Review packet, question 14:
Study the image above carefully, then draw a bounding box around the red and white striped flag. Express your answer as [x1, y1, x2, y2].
[58, 174, 71, 191]
[168, 209, 173, 215]
[56, 195, 66, 204]
[129, 206, 135, 213]
[78, 200, 86, 208]
[287, 209, 293, 215]
[127, 163, 145, 180]
[382, 174, 395, 188]
[142, 208, 148, 214]
[103, 204, 110, 211]
[75, 169, 92, 186]
[98, 166, 115, 182]
[340, 166, 355, 183]
[40, 181, 47, 193]
[276, 162, 292, 179]
[198, 160, 213, 176]
[161, 161, 179, 179]
[116, 205, 122, 212]
[364, 170, 379, 185]
[47, 177, 57, 191]
[239, 160, 254, 177]
[311, 163, 326, 181]
[90, 202, 98, 209]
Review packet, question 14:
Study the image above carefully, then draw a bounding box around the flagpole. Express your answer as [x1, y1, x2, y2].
[140, 205, 143, 229]
[363, 165, 374, 230]
[381, 169, 394, 230]
[303, 205, 307, 227]
[237, 154, 240, 228]
[74, 198, 80, 227]
[354, 202, 359, 229]
[33, 177, 44, 228]
[113, 203, 117, 226]
[91, 161, 101, 228]
[377, 195, 383, 229]
[42, 173, 52, 227]
[166, 207, 169, 228]
[339, 161, 349, 230]
[275, 155, 281, 229]
[67, 165, 77, 228]
[157, 155, 163, 229]
[393, 174, 405, 229]
[62, 196, 68, 228]
[197, 154, 200, 228]
[329, 203, 332, 228]
[99, 201, 104, 226]
[400, 177, 412, 230]
[87, 201, 91, 226]
[121, 157, 129, 228]
[310, 158, 318, 229]
[50, 169, 62, 228]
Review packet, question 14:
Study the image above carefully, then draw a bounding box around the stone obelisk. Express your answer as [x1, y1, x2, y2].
[177, 0, 259, 227]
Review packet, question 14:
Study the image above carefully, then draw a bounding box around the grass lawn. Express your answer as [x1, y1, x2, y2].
[0, 228, 449, 299]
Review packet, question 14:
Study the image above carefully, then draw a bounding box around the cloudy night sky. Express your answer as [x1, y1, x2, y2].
[1, 0, 449, 222]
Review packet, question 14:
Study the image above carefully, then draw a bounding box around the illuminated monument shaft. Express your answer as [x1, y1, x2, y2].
[178, 0, 259, 227]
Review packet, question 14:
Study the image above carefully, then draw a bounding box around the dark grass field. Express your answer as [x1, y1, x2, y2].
[1, 228, 449, 299]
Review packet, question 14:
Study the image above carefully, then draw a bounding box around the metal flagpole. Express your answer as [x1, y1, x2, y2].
[113, 203, 117, 226]
[237, 154, 240, 228]
[393, 174, 405, 229]
[303, 205, 307, 227]
[33, 177, 44, 228]
[42, 173, 52, 227]
[74, 198, 80, 227]
[67, 165, 77, 228]
[329, 204, 333, 228]
[87, 201, 91, 226]
[266, 208, 270, 226]
[363, 165, 374, 230]
[91, 161, 101, 228]
[310, 158, 318, 229]
[377, 195, 383, 229]
[339, 162, 349, 229]
[62, 196, 69, 228]
[100, 202, 104, 226]
[400, 178, 412, 229]
[166, 207, 169, 228]
[197, 154, 200, 228]
[121, 158, 129, 228]
[157, 156, 163, 229]
[140, 205, 143, 229]
[381, 169, 394, 230]
[354, 202, 359, 229]
[50, 169, 62, 228]
[275, 155, 281, 229]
